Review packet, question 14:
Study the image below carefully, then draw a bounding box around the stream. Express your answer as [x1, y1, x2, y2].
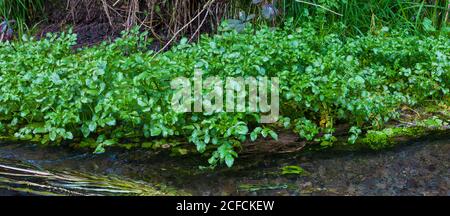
[0, 134, 449, 196]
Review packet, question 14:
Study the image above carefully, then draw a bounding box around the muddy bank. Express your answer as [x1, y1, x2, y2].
[0, 133, 448, 196]
[36, 0, 225, 48]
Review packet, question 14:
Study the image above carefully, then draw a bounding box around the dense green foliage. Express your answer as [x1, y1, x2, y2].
[0, 21, 449, 167]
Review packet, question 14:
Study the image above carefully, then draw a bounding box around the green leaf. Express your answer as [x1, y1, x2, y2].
[179, 38, 188, 45]
[261, 128, 269, 138]
[106, 118, 116, 126]
[94, 144, 105, 154]
[196, 142, 206, 153]
[65, 132, 74, 140]
[225, 154, 234, 168]
[103, 139, 116, 146]
[354, 75, 365, 84]
[33, 127, 47, 134]
[422, 18, 436, 32]
[50, 73, 62, 84]
[250, 131, 258, 141]
[88, 121, 97, 132]
[208, 152, 219, 165]
[150, 127, 162, 136]
[269, 130, 278, 140]
[348, 134, 358, 144]
[235, 125, 249, 135]
[81, 124, 90, 138]
[204, 133, 210, 144]
[49, 131, 57, 141]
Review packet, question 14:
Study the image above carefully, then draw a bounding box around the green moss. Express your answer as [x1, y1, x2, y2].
[360, 130, 391, 150]
[359, 126, 430, 150]
[385, 127, 427, 137]
[0, 135, 18, 142]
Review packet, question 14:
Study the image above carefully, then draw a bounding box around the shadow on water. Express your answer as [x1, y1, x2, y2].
[0, 133, 449, 196]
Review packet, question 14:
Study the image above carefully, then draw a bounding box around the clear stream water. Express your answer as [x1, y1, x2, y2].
[0, 134, 448, 196]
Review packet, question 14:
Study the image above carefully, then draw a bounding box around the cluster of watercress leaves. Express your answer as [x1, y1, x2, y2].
[0, 20, 448, 167]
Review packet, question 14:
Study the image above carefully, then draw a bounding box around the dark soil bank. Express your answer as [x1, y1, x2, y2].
[0, 134, 449, 196]
[37, 0, 219, 48]
[39, 1, 121, 47]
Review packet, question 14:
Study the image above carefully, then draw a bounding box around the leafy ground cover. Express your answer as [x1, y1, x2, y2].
[0, 21, 448, 167]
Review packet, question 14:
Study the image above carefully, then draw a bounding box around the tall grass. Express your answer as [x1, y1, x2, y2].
[283, 0, 449, 34]
[1, 0, 448, 40]
[0, 0, 45, 36]
[229, 0, 449, 35]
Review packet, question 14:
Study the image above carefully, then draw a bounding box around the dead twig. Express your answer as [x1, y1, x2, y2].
[101, 0, 114, 27]
[152, 0, 216, 57]
[189, 6, 212, 42]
